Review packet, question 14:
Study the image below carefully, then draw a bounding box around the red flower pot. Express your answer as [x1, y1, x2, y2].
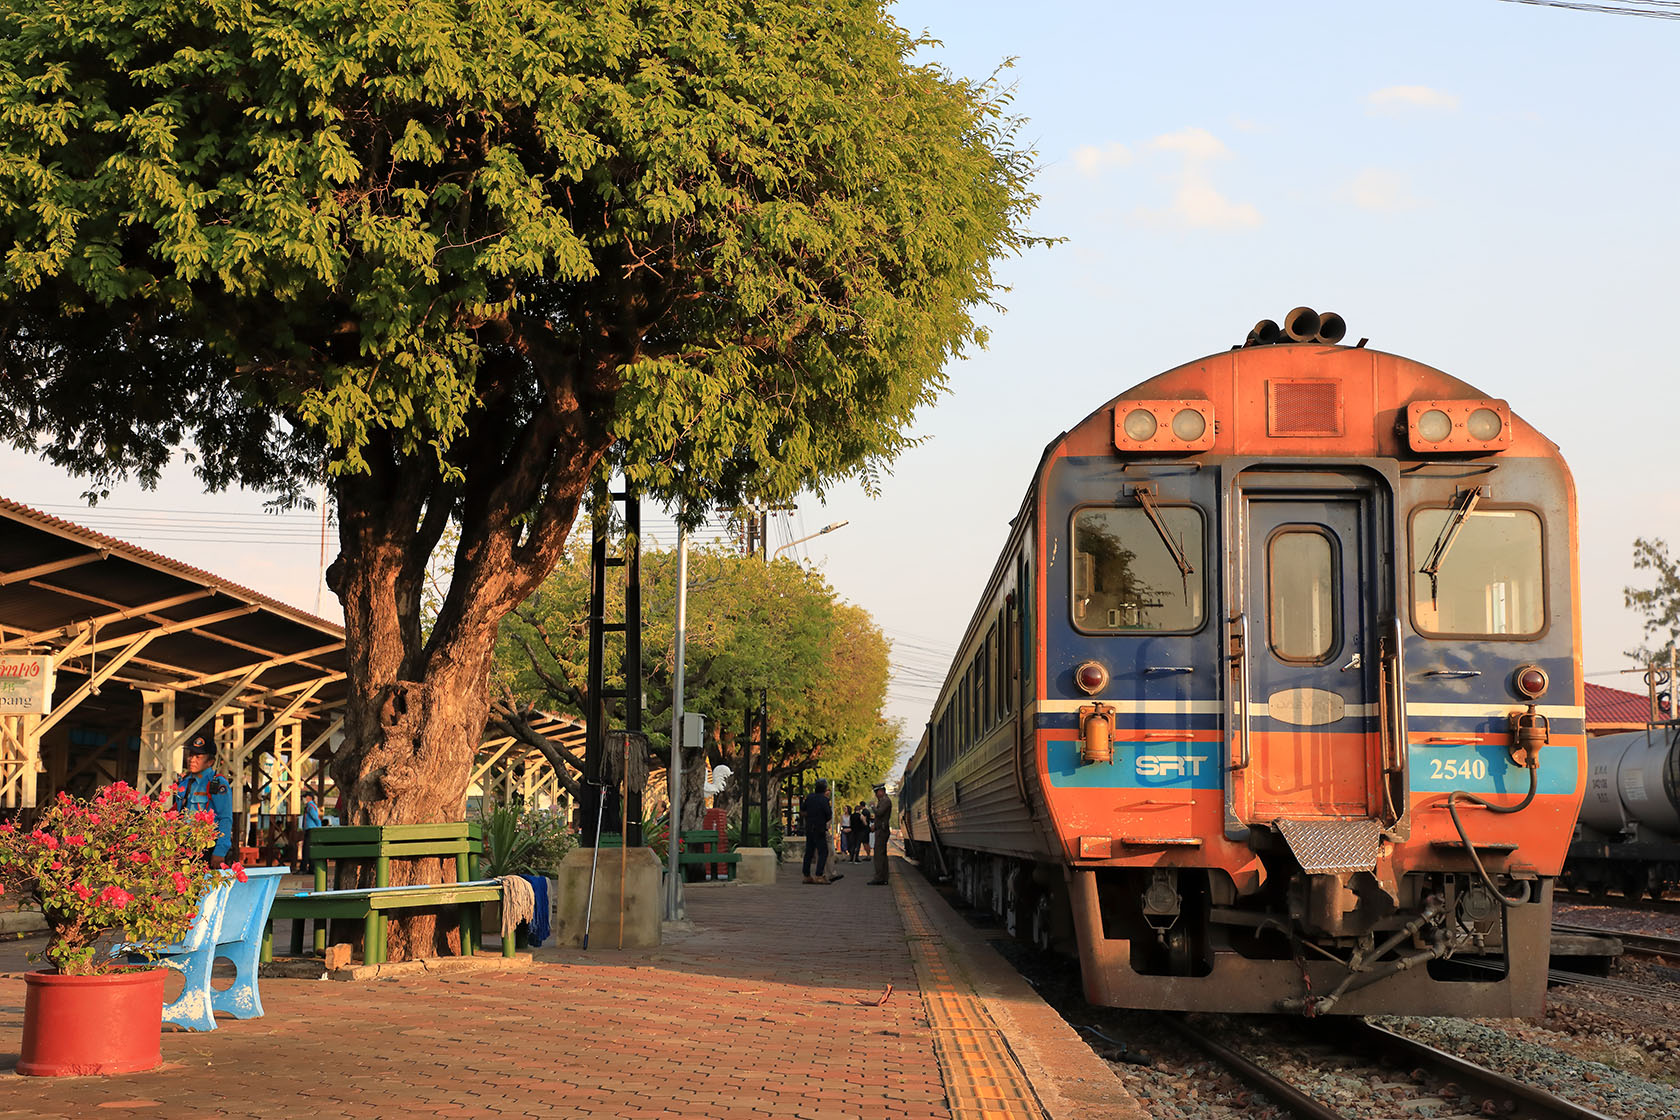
[19, 967, 166, 1076]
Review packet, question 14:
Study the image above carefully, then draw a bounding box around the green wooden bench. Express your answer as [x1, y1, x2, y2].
[261, 879, 509, 965]
[271, 822, 489, 963]
[677, 829, 740, 881]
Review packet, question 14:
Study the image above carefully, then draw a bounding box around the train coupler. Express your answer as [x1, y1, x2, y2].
[1507, 705, 1549, 769]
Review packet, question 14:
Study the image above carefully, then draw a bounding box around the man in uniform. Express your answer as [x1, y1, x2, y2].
[867, 781, 893, 885]
[172, 733, 234, 868]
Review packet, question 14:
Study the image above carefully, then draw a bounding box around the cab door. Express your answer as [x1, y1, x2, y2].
[1239, 493, 1382, 822]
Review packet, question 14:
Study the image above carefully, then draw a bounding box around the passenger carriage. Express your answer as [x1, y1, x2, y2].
[900, 310, 1584, 1016]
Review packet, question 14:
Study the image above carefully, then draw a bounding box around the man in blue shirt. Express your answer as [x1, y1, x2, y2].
[172, 733, 234, 867]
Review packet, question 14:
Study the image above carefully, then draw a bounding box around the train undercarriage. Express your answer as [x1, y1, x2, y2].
[911, 841, 1553, 1017]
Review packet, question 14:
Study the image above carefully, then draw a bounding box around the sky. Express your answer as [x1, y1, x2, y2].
[3, 0, 1677, 753]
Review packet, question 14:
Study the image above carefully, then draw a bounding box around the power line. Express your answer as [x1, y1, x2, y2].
[1496, 0, 1680, 17]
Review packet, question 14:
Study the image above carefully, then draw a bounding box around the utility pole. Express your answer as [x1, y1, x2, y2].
[666, 525, 688, 919]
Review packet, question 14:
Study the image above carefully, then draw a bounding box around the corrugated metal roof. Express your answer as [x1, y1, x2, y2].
[0, 495, 346, 721]
[1585, 681, 1652, 729]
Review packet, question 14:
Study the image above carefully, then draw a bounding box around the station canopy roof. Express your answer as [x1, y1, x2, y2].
[0, 496, 345, 725]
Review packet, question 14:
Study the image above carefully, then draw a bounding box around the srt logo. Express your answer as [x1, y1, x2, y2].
[1136, 755, 1209, 777]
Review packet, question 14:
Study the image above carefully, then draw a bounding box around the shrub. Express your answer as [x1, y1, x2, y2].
[0, 783, 225, 975]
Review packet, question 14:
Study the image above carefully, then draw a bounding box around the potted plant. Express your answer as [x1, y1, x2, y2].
[0, 782, 222, 1076]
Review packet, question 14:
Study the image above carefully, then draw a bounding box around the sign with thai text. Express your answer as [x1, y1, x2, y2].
[0, 655, 54, 715]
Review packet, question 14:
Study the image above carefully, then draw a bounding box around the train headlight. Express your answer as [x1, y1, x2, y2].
[1075, 660, 1109, 695]
[1113, 399, 1215, 452]
[1171, 408, 1207, 441]
[1466, 407, 1503, 441]
[1406, 399, 1513, 453]
[1514, 664, 1549, 700]
[1122, 408, 1158, 441]
[1416, 409, 1452, 443]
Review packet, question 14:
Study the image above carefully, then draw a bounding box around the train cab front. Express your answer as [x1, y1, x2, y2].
[1036, 313, 1584, 1017]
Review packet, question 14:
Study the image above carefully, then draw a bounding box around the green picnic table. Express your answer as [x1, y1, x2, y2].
[264, 822, 496, 965]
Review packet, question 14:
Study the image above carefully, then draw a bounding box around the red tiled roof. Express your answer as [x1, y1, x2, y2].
[1585, 681, 1652, 728]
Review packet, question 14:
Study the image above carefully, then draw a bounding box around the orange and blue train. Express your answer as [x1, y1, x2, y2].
[898, 309, 1584, 1016]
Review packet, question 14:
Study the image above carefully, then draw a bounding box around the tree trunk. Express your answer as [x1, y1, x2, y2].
[326, 521, 498, 959]
[323, 400, 609, 960]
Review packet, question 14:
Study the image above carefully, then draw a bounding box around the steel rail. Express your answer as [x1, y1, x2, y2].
[1342, 1021, 1619, 1120]
[1164, 1017, 1347, 1120]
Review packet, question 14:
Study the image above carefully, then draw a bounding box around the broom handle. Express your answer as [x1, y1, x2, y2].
[618, 733, 629, 950]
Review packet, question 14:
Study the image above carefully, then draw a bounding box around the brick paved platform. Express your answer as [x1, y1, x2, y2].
[0, 853, 1142, 1120]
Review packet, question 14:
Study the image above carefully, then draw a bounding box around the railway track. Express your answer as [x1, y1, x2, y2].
[1169, 1015, 1620, 1120]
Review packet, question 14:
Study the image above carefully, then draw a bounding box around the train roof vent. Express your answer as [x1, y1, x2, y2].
[1267, 379, 1343, 437]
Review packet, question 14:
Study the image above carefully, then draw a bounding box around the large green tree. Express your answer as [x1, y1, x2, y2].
[494, 540, 899, 826]
[0, 1, 1034, 954]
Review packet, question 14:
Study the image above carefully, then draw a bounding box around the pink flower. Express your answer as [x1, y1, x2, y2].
[0, 822, 14, 834]
[97, 886, 133, 909]
[194, 811, 213, 824]
[170, 871, 190, 893]
[131, 851, 152, 865]
[48, 860, 62, 870]
[231, 863, 248, 883]
[164, 810, 179, 821]
[72, 883, 93, 901]
[39, 834, 58, 851]
[62, 834, 82, 846]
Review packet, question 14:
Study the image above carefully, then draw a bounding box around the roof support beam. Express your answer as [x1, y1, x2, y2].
[0, 590, 214, 651]
[173, 643, 346, 690]
[35, 629, 162, 738]
[164, 665, 266, 754]
[293, 716, 344, 766]
[0, 551, 107, 587]
[470, 737, 518, 787]
[234, 678, 327, 763]
[73, 605, 261, 658]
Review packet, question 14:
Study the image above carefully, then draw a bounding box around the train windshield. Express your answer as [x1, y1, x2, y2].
[1411, 508, 1544, 636]
[1071, 506, 1204, 632]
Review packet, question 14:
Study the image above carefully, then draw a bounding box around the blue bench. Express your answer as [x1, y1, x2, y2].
[210, 867, 288, 1020]
[132, 866, 288, 1031]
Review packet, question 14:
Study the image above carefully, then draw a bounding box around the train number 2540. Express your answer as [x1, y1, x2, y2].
[1428, 757, 1489, 781]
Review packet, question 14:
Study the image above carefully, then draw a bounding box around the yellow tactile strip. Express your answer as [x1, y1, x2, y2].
[893, 875, 1048, 1120]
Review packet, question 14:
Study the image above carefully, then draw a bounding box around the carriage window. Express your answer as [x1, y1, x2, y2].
[1268, 529, 1338, 663]
[1412, 509, 1545, 637]
[1071, 507, 1204, 632]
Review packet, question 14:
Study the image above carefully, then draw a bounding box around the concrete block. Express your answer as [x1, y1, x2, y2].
[734, 846, 777, 885]
[552, 846, 662, 949]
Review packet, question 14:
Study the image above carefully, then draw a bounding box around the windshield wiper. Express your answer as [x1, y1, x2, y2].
[1135, 486, 1194, 578]
[1419, 486, 1484, 604]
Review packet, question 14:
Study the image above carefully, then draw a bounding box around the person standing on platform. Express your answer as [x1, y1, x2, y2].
[172, 733, 233, 868]
[867, 782, 893, 885]
[848, 804, 867, 862]
[296, 794, 323, 869]
[800, 778, 841, 884]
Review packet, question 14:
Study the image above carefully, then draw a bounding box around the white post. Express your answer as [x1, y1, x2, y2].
[666, 526, 689, 920]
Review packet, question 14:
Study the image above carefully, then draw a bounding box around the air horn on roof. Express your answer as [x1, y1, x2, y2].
[1244, 307, 1345, 347]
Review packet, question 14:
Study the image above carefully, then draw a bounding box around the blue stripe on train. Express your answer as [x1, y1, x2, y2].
[1045, 739, 1223, 790]
[1408, 743, 1577, 796]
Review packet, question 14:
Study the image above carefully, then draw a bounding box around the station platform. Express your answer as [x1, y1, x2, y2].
[0, 852, 1144, 1119]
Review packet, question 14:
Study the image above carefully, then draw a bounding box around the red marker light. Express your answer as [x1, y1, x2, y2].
[1075, 661, 1108, 695]
[1514, 665, 1548, 700]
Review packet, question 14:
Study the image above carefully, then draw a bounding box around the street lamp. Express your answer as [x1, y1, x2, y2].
[771, 520, 849, 560]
